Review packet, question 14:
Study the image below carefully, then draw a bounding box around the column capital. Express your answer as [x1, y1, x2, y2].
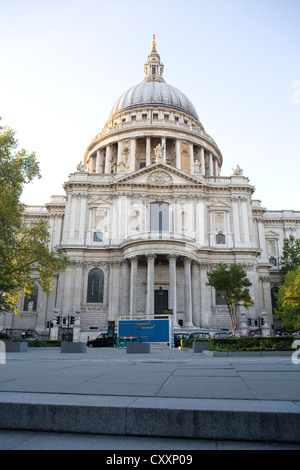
[184, 256, 193, 265]
[128, 255, 139, 264]
[146, 253, 156, 261]
[168, 253, 178, 262]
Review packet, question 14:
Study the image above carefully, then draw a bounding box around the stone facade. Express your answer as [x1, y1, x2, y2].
[2, 37, 299, 339]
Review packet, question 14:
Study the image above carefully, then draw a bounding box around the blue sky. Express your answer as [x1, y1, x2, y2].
[1, 0, 299, 210]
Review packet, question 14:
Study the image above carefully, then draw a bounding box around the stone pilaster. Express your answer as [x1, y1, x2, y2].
[146, 254, 156, 315]
[129, 256, 138, 315]
[184, 257, 193, 327]
[168, 254, 178, 326]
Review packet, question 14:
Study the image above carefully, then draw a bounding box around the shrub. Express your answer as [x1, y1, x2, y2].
[27, 340, 63, 347]
[208, 336, 295, 351]
[182, 338, 209, 349]
[182, 336, 295, 351]
[3, 339, 64, 347]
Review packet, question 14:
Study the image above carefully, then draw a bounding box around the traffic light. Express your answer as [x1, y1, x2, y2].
[46, 321, 50, 328]
[55, 316, 61, 325]
[63, 317, 67, 325]
[70, 316, 75, 325]
[261, 317, 265, 326]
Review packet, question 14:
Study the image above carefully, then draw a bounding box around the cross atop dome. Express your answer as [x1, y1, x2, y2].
[151, 34, 157, 51]
[143, 34, 164, 83]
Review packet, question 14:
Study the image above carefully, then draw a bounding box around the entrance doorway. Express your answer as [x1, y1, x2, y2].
[154, 288, 168, 316]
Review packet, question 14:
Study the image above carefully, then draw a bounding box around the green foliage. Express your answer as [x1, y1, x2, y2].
[27, 340, 64, 347]
[208, 336, 295, 351]
[181, 338, 208, 348]
[4, 339, 64, 347]
[280, 235, 300, 276]
[182, 336, 296, 351]
[206, 263, 254, 335]
[275, 266, 300, 332]
[0, 120, 70, 314]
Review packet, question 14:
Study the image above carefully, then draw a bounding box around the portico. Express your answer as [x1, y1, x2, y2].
[122, 252, 199, 328]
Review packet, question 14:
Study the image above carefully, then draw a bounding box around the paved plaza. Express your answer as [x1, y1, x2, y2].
[0, 346, 300, 449]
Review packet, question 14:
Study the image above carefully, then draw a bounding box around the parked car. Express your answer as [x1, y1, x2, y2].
[189, 331, 210, 339]
[87, 333, 115, 348]
[209, 330, 229, 338]
[174, 333, 190, 347]
[0, 331, 9, 340]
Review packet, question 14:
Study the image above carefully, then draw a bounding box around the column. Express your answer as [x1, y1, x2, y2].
[241, 198, 250, 244]
[108, 261, 120, 321]
[200, 147, 205, 176]
[176, 139, 181, 169]
[146, 137, 151, 166]
[168, 254, 178, 326]
[214, 157, 218, 177]
[129, 256, 138, 315]
[232, 196, 241, 246]
[209, 152, 213, 176]
[199, 263, 210, 327]
[146, 254, 156, 315]
[130, 138, 136, 172]
[121, 259, 130, 316]
[78, 194, 87, 242]
[89, 155, 95, 173]
[117, 140, 123, 165]
[96, 150, 101, 173]
[256, 216, 268, 261]
[105, 145, 111, 174]
[68, 194, 77, 240]
[161, 137, 166, 163]
[191, 260, 200, 326]
[189, 143, 194, 174]
[184, 257, 193, 327]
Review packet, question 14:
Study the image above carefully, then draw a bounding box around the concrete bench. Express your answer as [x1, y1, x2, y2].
[127, 342, 150, 353]
[5, 342, 28, 352]
[61, 342, 87, 353]
[193, 341, 209, 353]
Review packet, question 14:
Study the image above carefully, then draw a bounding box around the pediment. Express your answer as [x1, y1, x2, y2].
[208, 200, 231, 211]
[265, 230, 280, 239]
[89, 195, 113, 207]
[114, 162, 204, 186]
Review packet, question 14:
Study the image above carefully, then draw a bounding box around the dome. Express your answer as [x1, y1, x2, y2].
[108, 81, 200, 121]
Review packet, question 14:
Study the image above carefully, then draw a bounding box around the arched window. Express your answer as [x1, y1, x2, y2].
[87, 268, 104, 303]
[150, 202, 169, 232]
[23, 284, 38, 312]
[216, 233, 225, 244]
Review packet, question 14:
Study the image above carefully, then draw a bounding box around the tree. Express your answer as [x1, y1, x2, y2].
[280, 235, 300, 276]
[0, 121, 70, 314]
[275, 266, 300, 332]
[206, 263, 254, 335]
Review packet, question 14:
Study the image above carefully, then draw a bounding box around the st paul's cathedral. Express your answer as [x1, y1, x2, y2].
[2, 36, 300, 340]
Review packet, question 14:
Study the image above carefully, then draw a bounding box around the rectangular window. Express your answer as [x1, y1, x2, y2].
[150, 202, 169, 232]
[216, 291, 227, 306]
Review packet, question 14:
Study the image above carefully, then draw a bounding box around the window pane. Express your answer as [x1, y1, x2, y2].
[23, 284, 38, 311]
[87, 268, 104, 303]
[216, 291, 227, 306]
[150, 202, 169, 231]
[216, 233, 225, 244]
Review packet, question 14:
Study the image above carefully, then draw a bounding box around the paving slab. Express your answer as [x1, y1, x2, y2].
[0, 347, 300, 444]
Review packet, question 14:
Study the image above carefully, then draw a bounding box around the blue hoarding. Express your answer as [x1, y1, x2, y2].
[118, 319, 170, 343]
